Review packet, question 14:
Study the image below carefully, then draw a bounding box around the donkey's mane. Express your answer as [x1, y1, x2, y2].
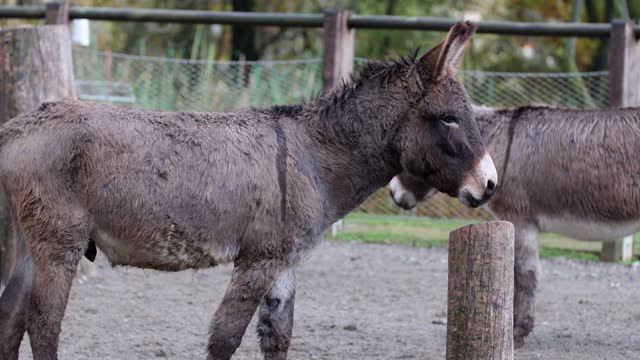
[259, 49, 421, 120]
[351, 48, 421, 84]
[315, 49, 422, 119]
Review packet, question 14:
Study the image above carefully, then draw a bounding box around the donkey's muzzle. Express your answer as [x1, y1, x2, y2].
[460, 189, 493, 208]
[389, 177, 418, 210]
[485, 179, 497, 196]
[458, 152, 498, 208]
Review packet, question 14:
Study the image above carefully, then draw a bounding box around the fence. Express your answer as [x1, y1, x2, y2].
[72, 48, 611, 220]
[73, 48, 323, 111]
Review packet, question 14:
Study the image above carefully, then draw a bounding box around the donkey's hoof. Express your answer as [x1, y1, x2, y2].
[513, 322, 532, 350]
[514, 335, 525, 350]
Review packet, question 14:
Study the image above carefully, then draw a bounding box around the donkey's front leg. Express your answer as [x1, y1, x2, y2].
[513, 223, 540, 349]
[257, 269, 296, 360]
[207, 260, 284, 360]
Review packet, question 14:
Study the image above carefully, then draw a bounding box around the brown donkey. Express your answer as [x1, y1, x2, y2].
[390, 104, 640, 348]
[0, 22, 497, 360]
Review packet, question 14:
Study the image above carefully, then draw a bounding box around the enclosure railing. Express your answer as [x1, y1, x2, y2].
[0, 3, 636, 104]
[0, 4, 636, 36]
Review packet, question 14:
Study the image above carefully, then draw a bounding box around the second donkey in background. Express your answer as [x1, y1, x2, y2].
[390, 105, 640, 348]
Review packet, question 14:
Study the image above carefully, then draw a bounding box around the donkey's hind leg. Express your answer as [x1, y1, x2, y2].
[207, 260, 285, 360]
[20, 204, 89, 360]
[257, 269, 296, 360]
[0, 259, 32, 360]
[513, 223, 540, 349]
[0, 206, 32, 360]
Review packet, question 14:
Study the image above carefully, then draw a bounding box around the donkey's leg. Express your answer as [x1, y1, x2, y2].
[0, 259, 31, 360]
[0, 209, 32, 360]
[21, 207, 89, 360]
[207, 260, 284, 360]
[513, 223, 540, 349]
[257, 269, 296, 360]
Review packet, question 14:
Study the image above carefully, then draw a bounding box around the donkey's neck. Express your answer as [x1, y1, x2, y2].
[475, 108, 515, 181]
[306, 87, 406, 222]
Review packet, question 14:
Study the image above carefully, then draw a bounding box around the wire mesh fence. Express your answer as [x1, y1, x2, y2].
[72, 49, 610, 220]
[73, 48, 322, 112]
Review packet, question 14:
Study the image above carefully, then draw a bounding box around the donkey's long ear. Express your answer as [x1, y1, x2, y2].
[417, 21, 477, 82]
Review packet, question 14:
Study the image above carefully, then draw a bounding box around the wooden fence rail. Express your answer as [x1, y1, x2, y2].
[0, 4, 637, 36]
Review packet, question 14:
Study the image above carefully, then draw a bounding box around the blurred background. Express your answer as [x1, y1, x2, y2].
[2, 0, 638, 261]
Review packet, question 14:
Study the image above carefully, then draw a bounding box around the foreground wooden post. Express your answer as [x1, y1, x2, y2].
[0, 25, 76, 285]
[446, 221, 514, 360]
[322, 9, 355, 93]
[605, 19, 637, 262]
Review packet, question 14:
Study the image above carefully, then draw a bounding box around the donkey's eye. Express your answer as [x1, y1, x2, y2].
[440, 115, 459, 126]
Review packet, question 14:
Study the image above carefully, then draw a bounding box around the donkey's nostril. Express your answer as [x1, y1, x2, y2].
[486, 179, 496, 195]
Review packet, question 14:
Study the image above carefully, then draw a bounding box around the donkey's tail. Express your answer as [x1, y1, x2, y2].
[0, 192, 32, 307]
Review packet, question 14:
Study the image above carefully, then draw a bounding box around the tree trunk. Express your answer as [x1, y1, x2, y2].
[0, 25, 76, 285]
[446, 221, 514, 360]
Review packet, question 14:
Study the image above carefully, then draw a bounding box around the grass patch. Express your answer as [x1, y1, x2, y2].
[333, 230, 448, 248]
[329, 213, 639, 262]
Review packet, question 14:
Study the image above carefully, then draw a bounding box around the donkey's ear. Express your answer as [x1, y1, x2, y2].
[417, 21, 477, 82]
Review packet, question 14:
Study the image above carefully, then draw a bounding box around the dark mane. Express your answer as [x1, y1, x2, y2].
[255, 50, 422, 121]
[260, 104, 304, 117]
[351, 47, 421, 83]
[315, 48, 422, 119]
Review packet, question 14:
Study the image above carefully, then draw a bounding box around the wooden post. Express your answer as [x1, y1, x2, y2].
[601, 236, 634, 262]
[0, 25, 76, 285]
[322, 9, 354, 93]
[605, 19, 637, 261]
[446, 221, 514, 360]
[46, 1, 71, 25]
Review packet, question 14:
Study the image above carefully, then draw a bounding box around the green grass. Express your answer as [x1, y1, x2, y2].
[328, 213, 640, 262]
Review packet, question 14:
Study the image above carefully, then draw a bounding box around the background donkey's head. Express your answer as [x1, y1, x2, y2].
[391, 21, 497, 207]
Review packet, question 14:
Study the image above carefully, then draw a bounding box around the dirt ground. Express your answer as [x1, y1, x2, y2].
[17, 241, 640, 360]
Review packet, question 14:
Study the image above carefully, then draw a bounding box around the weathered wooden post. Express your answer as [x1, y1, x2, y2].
[46, 1, 71, 25]
[323, 9, 354, 236]
[322, 8, 355, 93]
[0, 22, 75, 285]
[605, 19, 638, 262]
[446, 221, 514, 360]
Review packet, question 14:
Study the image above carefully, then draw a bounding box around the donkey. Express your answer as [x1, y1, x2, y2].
[389, 104, 640, 348]
[0, 22, 497, 360]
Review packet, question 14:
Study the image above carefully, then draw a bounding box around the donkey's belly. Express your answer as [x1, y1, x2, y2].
[538, 215, 640, 241]
[90, 227, 235, 271]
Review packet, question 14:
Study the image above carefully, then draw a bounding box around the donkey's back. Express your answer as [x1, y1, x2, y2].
[493, 107, 640, 238]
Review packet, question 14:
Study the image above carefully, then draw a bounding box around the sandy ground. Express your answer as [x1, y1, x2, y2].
[16, 241, 640, 360]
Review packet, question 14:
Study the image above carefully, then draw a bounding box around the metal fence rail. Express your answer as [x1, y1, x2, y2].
[0, 5, 637, 36]
[73, 49, 608, 220]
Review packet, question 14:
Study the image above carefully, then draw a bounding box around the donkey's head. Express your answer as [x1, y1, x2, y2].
[392, 21, 496, 208]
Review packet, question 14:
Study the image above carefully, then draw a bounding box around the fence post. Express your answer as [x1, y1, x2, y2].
[446, 221, 514, 360]
[322, 9, 355, 93]
[0, 25, 76, 285]
[46, 1, 71, 25]
[605, 19, 636, 262]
